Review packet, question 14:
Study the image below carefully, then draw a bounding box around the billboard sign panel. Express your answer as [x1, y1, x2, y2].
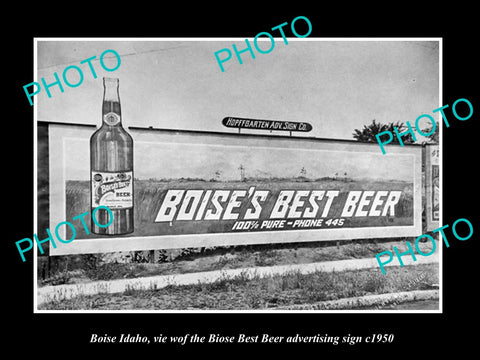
[47, 123, 422, 255]
[425, 144, 440, 230]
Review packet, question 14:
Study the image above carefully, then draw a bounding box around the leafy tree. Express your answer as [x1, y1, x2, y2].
[420, 121, 439, 144]
[352, 119, 415, 144]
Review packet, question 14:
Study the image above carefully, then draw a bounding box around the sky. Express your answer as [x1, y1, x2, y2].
[36, 38, 440, 141]
[65, 136, 414, 182]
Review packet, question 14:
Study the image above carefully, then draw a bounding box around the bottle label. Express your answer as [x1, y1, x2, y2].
[103, 112, 120, 126]
[91, 171, 133, 209]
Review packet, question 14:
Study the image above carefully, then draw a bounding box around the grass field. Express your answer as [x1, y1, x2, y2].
[38, 227, 438, 311]
[38, 263, 438, 310]
[39, 236, 437, 284]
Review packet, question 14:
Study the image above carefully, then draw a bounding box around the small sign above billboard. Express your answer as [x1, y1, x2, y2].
[222, 116, 312, 132]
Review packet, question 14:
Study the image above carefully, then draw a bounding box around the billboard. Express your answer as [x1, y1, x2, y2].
[47, 122, 422, 255]
[425, 144, 440, 230]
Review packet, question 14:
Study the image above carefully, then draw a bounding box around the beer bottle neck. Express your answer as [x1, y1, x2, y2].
[102, 77, 122, 126]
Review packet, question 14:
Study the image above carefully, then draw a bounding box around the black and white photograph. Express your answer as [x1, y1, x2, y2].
[33, 38, 439, 312]
[6, 7, 479, 355]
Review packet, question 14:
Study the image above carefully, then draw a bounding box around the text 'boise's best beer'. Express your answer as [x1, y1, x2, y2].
[90, 77, 134, 235]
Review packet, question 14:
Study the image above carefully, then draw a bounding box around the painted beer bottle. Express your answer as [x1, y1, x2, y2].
[90, 77, 134, 235]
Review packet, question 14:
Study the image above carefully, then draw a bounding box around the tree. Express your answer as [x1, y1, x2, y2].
[420, 121, 439, 144]
[352, 119, 415, 144]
